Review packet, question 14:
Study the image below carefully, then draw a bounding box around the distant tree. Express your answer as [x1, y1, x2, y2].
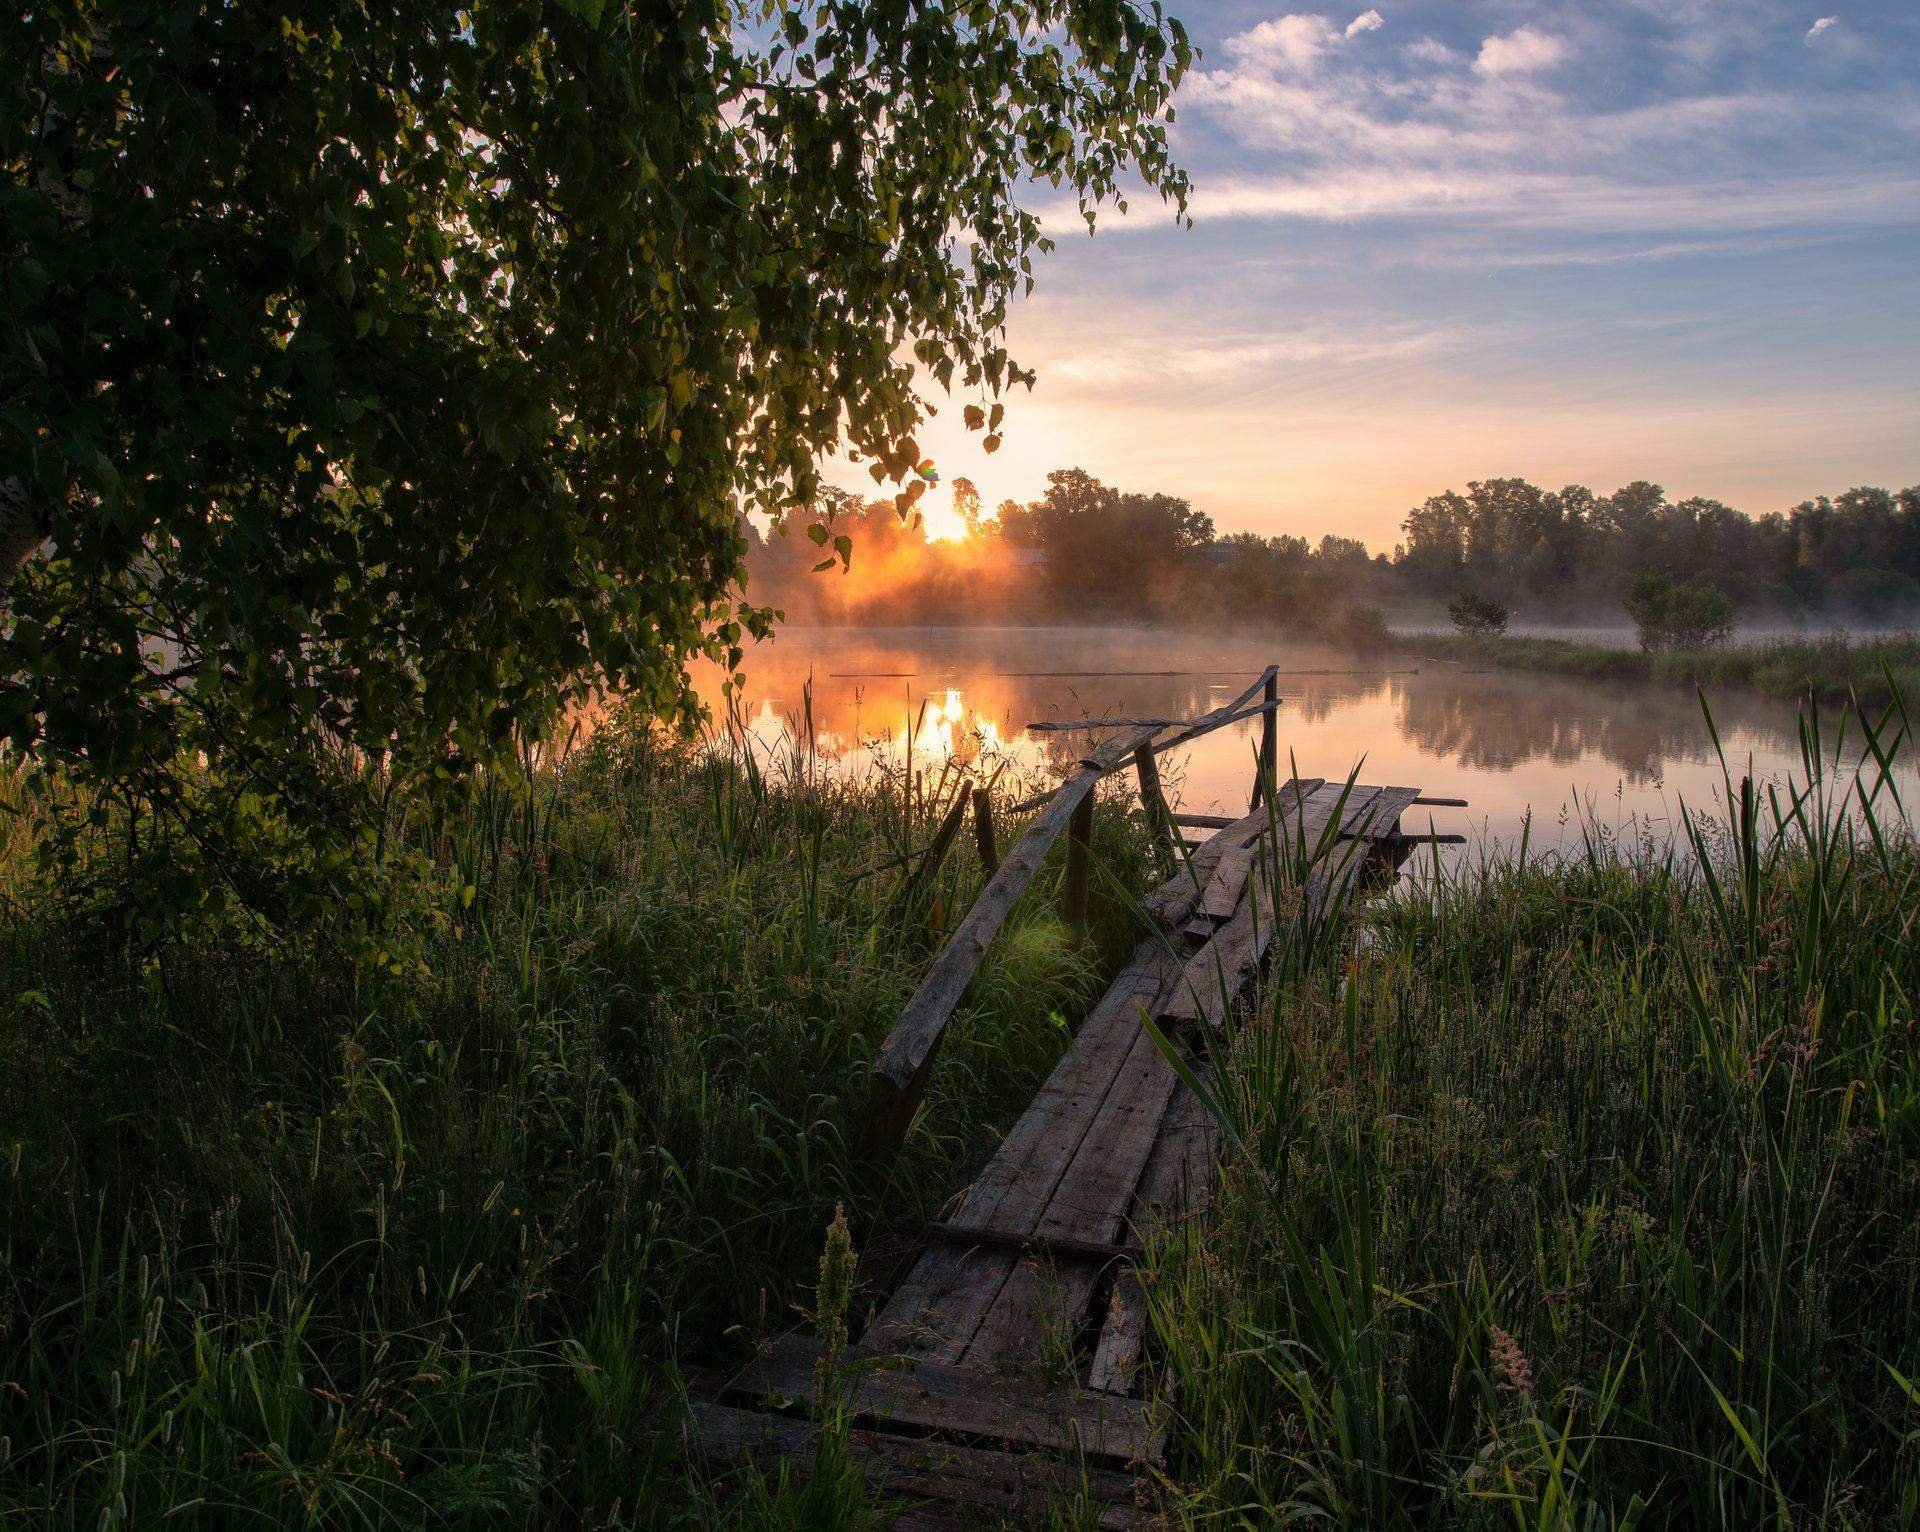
[1625, 573, 1735, 652]
[1448, 593, 1511, 637]
[2, 1, 1193, 944]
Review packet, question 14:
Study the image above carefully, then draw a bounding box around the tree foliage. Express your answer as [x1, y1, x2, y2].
[0, 0, 1193, 945]
[1447, 592, 1510, 637]
[1624, 573, 1737, 652]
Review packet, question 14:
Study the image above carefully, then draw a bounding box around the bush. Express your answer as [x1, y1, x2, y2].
[1624, 572, 1735, 651]
[1446, 592, 1511, 637]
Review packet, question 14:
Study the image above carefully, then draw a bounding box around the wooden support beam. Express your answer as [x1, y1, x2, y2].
[1413, 795, 1470, 807]
[896, 784, 971, 914]
[1169, 812, 1234, 829]
[1133, 745, 1175, 875]
[1062, 789, 1095, 945]
[861, 725, 1159, 1160]
[1251, 670, 1278, 811]
[970, 786, 998, 875]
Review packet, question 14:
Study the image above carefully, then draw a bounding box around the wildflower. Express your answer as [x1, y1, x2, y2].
[1489, 1324, 1534, 1398]
[812, 1203, 857, 1410]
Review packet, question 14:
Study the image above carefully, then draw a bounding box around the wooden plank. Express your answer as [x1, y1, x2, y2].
[684, 1400, 1140, 1528]
[961, 1023, 1186, 1371]
[1142, 783, 1322, 930]
[722, 1332, 1165, 1463]
[863, 946, 1177, 1358]
[1024, 694, 1285, 736]
[1197, 777, 1321, 921]
[863, 724, 1159, 1157]
[919, 1221, 1141, 1267]
[1087, 1270, 1149, 1395]
[1089, 1086, 1220, 1397]
[1159, 877, 1273, 1029]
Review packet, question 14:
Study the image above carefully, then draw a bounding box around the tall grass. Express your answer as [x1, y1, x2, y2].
[4, 679, 1917, 1526]
[0, 706, 1149, 1526]
[1152, 683, 1920, 1524]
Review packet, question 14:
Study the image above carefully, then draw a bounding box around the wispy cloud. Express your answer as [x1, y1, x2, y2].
[1346, 10, 1385, 39]
[1806, 15, 1841, 41]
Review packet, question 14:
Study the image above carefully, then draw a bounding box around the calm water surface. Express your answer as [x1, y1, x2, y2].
[693, 627, 1898, 863]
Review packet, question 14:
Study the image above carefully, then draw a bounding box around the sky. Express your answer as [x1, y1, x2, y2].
[837, 0, 1920, 550]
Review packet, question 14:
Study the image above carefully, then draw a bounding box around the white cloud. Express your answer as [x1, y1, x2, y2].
[1805, 16, 1839, 42]
[1475, 26, 1568, 75]
[1405, 36, 1459, 66]
[1346, 10, 1385, 39]
[1226, 14, 1340, 74]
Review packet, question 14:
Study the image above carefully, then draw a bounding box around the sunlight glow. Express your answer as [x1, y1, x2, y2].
[918, 495, 974, 544]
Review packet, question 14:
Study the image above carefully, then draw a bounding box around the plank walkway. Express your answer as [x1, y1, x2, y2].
[688, 766, 1428, 1526]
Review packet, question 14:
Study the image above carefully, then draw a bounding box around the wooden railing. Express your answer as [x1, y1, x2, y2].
[859, 666, 1282, 1158]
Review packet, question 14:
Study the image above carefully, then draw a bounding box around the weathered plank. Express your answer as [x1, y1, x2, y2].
[961, 1024, 1185, 1370]
[863, 945, 1178, 1358]
[1088, 1086, 1219, 1397]
[684, 1400, 1141, 1528]
[722, 1332, 1165, 1463]
[1087, 1270, 1149, 1396]
[863, 724, 1159, 1157]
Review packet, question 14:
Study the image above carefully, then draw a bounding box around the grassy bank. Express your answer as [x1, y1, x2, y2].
[3, 687, 1918, 1526]
[1400, 630, 1920, 708]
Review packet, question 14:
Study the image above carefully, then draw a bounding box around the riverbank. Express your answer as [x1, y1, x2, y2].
[1, 688, 1915, 1524]
[1396, 629, 1920, 708]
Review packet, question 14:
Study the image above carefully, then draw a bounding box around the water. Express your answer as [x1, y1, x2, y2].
[693, 626, 1899, 863]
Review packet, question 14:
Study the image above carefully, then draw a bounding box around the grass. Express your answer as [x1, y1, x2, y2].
[1403, 630, 1920, 708]
[0, 706, 1150, 1526]
[1152, 688, 1920, 1524]
[2, 682, 1918, 1526]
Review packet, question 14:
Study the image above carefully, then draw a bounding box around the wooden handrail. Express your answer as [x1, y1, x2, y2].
[860, 721, 1160, 1158]
[1009, 668, 1281, 814]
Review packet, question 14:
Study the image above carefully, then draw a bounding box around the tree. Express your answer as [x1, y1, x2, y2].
[1624, 573, 1735, 652]
[1447, 592, 1511, 637]
[1, 1, 1192, 944]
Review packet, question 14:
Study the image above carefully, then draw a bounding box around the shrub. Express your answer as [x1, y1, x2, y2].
[1446, 592, 1511, 637]
[1624, 572, 1735, 651]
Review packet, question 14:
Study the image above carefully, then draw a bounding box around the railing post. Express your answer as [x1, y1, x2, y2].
[971, 785, 998, 875]
[1062, 790, 1094, 944]
[1133, 744, 1174, 875]
[1251, 670, 1279, 811]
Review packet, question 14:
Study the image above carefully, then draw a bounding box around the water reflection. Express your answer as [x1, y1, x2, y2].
[694, 626, 1893, 859]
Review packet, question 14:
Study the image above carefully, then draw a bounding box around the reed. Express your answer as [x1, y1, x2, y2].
[1151, 682, 1920, 1524]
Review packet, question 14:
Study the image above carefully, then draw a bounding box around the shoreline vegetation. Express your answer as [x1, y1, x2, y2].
[1396, 629, 1920, 708]
[3, 683, 1916, 1524]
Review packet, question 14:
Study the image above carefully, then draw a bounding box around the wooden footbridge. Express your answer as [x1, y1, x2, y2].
[688, 666, 1462, 1526]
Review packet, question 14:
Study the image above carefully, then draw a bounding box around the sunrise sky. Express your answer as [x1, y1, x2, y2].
[831, 0, 1920, 552]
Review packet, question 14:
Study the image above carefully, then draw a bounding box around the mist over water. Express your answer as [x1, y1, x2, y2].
[693, 626, 1904, 863]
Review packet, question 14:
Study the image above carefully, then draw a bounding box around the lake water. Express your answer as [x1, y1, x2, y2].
[693, 626, 1894, 864]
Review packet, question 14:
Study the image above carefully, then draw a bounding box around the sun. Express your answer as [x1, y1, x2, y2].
[919, 498, 973, 544]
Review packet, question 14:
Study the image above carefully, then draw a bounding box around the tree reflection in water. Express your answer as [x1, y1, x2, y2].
[685, 626, 1871, 859]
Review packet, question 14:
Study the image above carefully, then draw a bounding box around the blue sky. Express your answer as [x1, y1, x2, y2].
[890, 1, 1920, 549]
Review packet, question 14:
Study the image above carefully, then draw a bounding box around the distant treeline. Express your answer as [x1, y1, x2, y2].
[743, 469, 1920, 635]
